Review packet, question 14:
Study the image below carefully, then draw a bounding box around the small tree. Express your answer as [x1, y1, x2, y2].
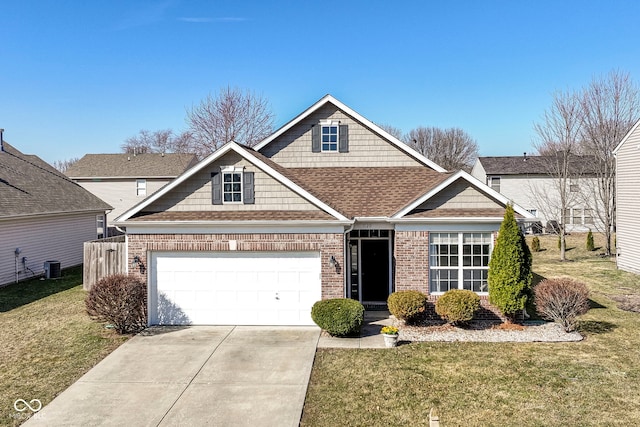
[488, 204, 533, 321]
[586, 230, 595, 251]
[531, 236, 541, 252]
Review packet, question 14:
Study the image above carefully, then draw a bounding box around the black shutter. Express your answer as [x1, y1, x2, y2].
[211, 172, 222, 205]
[243, 172, 254, 204]
[311, 125, 321, 152]
[339, 124, 349, 153]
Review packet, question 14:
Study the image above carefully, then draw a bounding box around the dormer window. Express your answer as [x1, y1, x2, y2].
[321, 124, 339, 152]
[312, 121, 349, 153]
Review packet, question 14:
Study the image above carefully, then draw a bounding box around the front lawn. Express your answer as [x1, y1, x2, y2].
[0, 266, 127, 426]
[301, 233, 640, 426]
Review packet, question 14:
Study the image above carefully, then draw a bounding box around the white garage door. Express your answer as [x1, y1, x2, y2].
[150, 251, 321, 326]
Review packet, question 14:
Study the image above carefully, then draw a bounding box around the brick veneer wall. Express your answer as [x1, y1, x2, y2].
[127, 232, 345, 299]
[394, 230, 429, 294]
[395, 230, 506, 321]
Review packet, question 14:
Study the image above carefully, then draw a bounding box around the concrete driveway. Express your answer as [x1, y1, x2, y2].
[25, 326, 320, 427]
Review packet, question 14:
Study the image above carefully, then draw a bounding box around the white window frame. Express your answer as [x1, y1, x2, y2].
[136, 179, 146, 196]
[320, 120, 339, 152]
[429, 232, 492, 295]
[221, 166, 244, 204]
[488, 176, 501, 192]
[96, 214, 105, 239]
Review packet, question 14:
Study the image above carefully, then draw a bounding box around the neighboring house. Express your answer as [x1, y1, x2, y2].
[613, 119, 640, 275]
[114, 95, 534, 326]
[0, 139, 111, 287]
[471, 155, 600, 233]
[65, 152, 198, 235]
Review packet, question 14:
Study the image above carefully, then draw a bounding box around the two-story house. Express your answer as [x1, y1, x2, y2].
[114, 95, 534, 326]
[65, 152, 198, 236]
[471, 154, 601, 233]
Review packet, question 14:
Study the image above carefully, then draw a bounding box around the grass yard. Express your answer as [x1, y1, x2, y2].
[0, 266, 128, 426]
[301, 233, 640, 426]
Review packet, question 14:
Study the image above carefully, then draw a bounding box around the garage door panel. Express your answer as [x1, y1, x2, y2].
[151, 251, 321, 326]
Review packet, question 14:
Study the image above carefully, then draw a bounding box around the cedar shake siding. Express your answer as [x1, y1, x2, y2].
[415, 179, 504, 211]
[259, 103, 423, 168]
[127, 233, 345, 299]
[615, 120, 640, 274]
[144, 152, 322, 213]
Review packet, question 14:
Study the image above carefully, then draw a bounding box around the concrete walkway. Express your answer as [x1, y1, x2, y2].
[25, 326, 319, 427]
[317, 310, 394, 349]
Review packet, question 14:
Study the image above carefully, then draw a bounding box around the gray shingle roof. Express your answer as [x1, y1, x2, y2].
[478, 155, 598, 175]
[0, 142, 112, 218]
[65, 153, 198, 178]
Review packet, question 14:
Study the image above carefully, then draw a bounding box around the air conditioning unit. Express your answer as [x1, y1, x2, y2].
[44, 261, 61, 279]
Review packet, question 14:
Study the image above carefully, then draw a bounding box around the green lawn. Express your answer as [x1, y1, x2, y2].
[301, 233, 640, 426]
[0, 266, 128, 426]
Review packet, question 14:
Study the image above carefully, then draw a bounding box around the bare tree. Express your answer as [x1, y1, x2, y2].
[52, 157, 79, 173]
[532, 91, 584, 261]
[121, 129, 195, 155]
[579, 70, 640, 256]
[403, 126, 479, 171]
[378, 123, 403, 140]
[186, 86, 274, 157]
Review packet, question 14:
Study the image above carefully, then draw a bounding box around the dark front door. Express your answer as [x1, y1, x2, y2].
[360, 239, 390, 302]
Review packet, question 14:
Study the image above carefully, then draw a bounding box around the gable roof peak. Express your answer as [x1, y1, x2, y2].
[253, 95, 447, 172]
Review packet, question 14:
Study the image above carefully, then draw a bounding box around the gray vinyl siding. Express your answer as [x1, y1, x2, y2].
[417, 180, 504, 210]
[616, 128, 640, 274]
[146, 152, 321, 212]
[0, 212, 100, 286]
[260, 103, 422, 167]
[76, 178, 171, 225]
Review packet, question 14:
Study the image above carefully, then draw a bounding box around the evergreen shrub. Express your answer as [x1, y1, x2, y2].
[435, 289, 480, 325]
[387, 290, 427, 323]
[311, 298, 364, 336]
[488, 204, 533, 321]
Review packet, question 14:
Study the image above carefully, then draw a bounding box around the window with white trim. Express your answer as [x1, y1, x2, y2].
[489, 176, 500, 192]
[321, 124, 339, 152]
[96, 214, 105, 239]
[430, 232, 492, 293]
[222, 167, 243, 203]
[136, 179, 146, 196]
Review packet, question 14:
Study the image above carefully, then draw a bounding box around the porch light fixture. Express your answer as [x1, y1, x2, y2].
[328, 255, 337, 267]
[131, 255, 146, 274]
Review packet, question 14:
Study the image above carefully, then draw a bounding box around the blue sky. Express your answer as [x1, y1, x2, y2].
[2, 1, 640, 164]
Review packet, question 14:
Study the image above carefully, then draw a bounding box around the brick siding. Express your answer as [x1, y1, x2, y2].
[394, 230, 429, 294]
[128, 233, 344, 299]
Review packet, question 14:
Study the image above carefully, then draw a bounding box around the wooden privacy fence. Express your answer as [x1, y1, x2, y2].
[83, 235, 126, 290]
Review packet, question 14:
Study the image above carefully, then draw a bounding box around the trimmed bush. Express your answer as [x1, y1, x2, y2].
[311, 298, 364, 336]
[86, 274, 147, 334]
[435, 289, 481, 325]
[387, 290, 427, 323]
[586, 230, 595, 251]
[488, 204, 533, 321]
[534, 277, 590, 332]
[531, 236, 541, 252]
